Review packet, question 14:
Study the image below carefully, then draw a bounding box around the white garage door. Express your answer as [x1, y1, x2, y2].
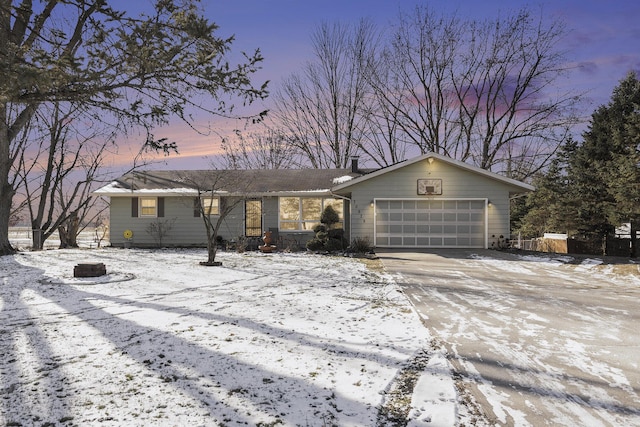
[374, 199, 486, 248]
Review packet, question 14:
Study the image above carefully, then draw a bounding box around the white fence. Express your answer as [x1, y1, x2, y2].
[8, 227, 110, 250]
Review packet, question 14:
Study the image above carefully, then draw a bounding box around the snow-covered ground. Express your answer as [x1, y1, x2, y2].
[379, 249, 640, 427]
[0, 248, 456, 426]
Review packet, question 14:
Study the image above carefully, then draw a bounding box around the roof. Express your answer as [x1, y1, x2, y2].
[331, 153, 535, 193]
[94, 153, 534, 197]
[94, 169, 366, 197]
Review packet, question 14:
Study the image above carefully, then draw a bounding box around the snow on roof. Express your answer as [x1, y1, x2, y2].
[94, 169, 362, 196]
[93, 181, 198, 195]
[332, 175, 354, 185]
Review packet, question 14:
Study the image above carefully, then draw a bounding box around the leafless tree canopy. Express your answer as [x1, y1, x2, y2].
[273, 20, 379, 168]
[221, 127, 301, 169]
[14, 103, 114, 249]
[0, 0, 267, 255]
[272, 6, 580, 178]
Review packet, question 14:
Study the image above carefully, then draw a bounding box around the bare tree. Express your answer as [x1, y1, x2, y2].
[372, 6, 580, 178]
[15, 103, 113, 249]
[8, 200, 23, 227]
[145, 218, 177, 248]
[180, 170, 256, 266]
[57, 187, 110, 249]
[357, 63, 412, 167]
[370, 7, 465, 159]
[273, 20, 378, 168]
[221, 127, 301, 169]
[0, 0, 267, 255]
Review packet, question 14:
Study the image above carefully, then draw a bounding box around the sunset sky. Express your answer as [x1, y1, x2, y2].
[115, 0, 640, 169]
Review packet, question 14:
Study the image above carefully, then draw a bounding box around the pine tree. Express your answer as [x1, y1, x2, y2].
[563, 124, 616, 239]
[517, 152, 569, 238]
[517, 72, 640, 256]
[603, 75, 640, 255]
[563, 72, 639, 252]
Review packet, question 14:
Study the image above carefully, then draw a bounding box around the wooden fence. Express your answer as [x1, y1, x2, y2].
[514, 236, 632, 257]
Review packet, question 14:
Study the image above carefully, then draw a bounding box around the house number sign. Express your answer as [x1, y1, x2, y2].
[417, 179, 442, 195]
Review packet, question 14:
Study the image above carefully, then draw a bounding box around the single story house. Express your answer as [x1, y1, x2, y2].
[94, 153, 534, 249]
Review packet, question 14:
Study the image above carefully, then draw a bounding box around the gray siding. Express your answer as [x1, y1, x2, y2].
[110, 196, 248, 247]
[109, 195, 344, 249]
[338, 158, 522, 247]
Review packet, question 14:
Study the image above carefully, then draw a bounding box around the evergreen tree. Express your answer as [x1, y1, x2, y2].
[517, 150, 570, 238]
[575, 72, 640, 247]
[603, 75, 640, 216]
[604, 75, 640, 255]
[563, 126, 615, 239]
[517, 72, 640, 256]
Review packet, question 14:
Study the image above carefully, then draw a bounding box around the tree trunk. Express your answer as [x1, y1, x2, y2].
[31, 226, 45, 251]
[0, 186, 15, 255]
[59, 213, 80, 248]
[199, 206, 224, 266]
[207, 239, 218, 264]
[0, 102, 16, 255]
[0, 141, 15, 255]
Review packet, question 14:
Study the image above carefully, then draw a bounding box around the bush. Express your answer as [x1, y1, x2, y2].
[305, 238, 325, 251]
[324, 238, 345, 252]
[350, 236, 373, 254]
[312, 224, 327, 234]
[315, 231, 328, 241]
[327, 228, 344, 239]
[320, 205, 340, 228]
[306, 205, 346, 253]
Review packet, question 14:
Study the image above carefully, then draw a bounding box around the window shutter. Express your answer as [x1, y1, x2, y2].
[131, 197, 139, 217]
[158, 197, 165, 217]
[193, 198, 201, 217]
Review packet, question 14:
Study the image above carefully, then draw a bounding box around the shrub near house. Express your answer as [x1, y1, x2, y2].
[306, 205, 348, 252]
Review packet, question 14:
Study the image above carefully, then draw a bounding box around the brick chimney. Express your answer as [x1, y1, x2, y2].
[351, 156, 359, 173]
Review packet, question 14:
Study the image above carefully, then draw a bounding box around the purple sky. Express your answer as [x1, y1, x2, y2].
[114, 0, 640, 168]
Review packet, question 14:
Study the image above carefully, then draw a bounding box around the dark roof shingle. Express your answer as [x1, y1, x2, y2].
[110, 169, 365, 194]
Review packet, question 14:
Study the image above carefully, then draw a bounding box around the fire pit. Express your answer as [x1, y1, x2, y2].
[74, 263, 107, 278]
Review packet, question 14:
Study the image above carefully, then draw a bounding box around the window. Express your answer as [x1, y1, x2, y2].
[201, 197, 220, 215]
[132, 197, 164, 217]
[139, 197, 157, 217]
[279, 197, 343, 231]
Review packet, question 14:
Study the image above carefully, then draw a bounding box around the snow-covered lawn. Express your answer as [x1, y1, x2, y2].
[0, 248, 451, 426]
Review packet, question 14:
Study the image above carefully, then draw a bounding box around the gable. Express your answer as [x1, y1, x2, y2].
[331, 153, 534, 194]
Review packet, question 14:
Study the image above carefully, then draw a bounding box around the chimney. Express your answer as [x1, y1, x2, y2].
[351, 156, 360, 173]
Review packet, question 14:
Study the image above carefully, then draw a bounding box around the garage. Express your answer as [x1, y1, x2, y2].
[331, 153, 534, 249]
[374, 199, 486, 248]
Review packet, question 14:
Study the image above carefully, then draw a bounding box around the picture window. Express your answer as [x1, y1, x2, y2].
[279, 197, 343, 230]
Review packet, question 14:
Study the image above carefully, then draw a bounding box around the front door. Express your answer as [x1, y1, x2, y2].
[245, 199, 262, 237]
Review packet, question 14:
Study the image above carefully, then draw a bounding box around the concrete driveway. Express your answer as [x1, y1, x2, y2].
[377, 249, 640, 426]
